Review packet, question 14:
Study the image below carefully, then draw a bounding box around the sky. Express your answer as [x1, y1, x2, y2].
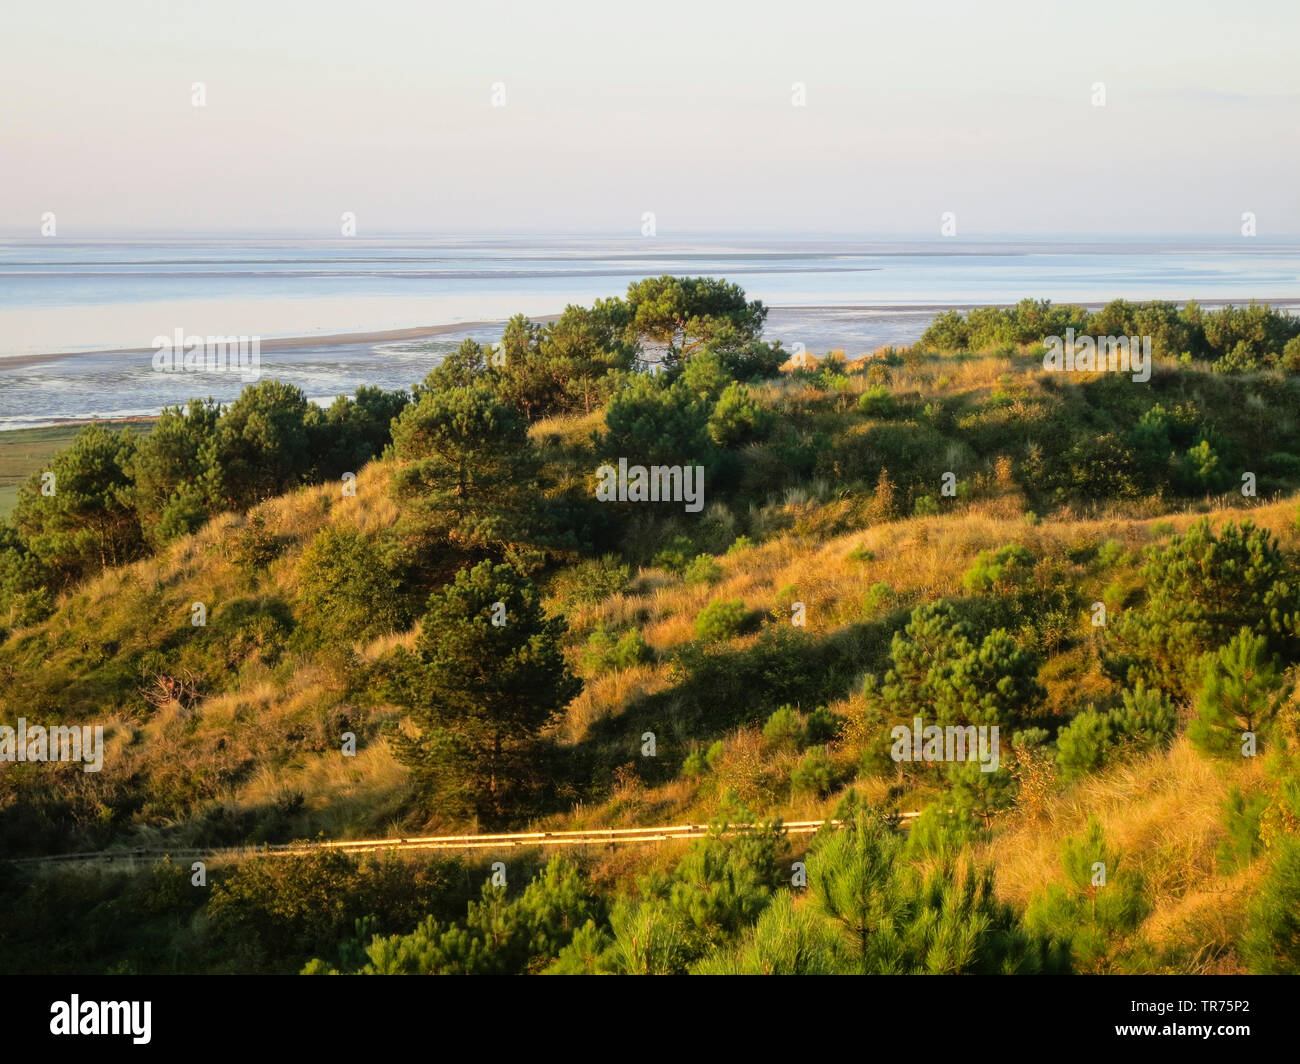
[1, 0, 1298, 237]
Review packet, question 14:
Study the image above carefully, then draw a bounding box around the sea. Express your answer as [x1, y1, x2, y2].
[1, 235, 1298, 431]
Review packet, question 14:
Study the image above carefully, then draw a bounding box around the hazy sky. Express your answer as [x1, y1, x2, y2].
[2, 0, 1298, 237]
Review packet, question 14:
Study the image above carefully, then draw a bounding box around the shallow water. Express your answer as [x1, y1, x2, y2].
[2, 235, 1297, 429]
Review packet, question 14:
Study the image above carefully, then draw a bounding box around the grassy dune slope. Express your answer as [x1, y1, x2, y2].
[3, 352, 1299, 973]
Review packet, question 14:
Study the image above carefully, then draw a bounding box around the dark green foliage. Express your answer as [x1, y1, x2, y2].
[790, 746, 839, 797]
[805, 706, 843, 745]
[962, 543, 1035, 594]
[803, 809, 1064, 973]
[1107, 519, 1300, 697]
[13, 424, 145, 586]
[390, 385, 539, 552]
[602, 373, 713, 464]
[691, 891, 844, 974]
[708, 382, 773, 447]
[211, 381, 318, 510]
[0, 521, 53, 629]
[712, 340, 785, 382]
[1056, 684, 1177, 781]
[680, 349, 732, 401]
[312, 857, 603, 975]
[1218, 787, 1269, 873]
[624, 275, 766, 371]
[418, 338, 492, 393]
[205, 850, 459, 973]
[383, 561, 581, 824]
[314, 386, 410, 476]
[546, 803, 787, 974]
[581, 623, 651, 674]
[762, 705, 804, 748]
[128, 398, 222, 547]
[0, 858, 206, 974]
[1201, 302, 1300, 366]
[874, 601, 1044, 730]
[948, 758, 1018, 826]
[546, 554, 631, 610]
[1188, 628, 1288, 757]
[1240, 835, 1300, 973]
[486, 309, 632, 421]
[1024, 818, 1148, 973]
[694, 598, 747, 643]
[919, 297, 1299, 369]
[658, 808, 787, 957]
[651, 535, 695, 574]
[1055, 708, 1114, 781]
[297, 526, 413, 643]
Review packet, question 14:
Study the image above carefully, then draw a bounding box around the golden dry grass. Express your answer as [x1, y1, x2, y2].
[981, 737, 1268, 968]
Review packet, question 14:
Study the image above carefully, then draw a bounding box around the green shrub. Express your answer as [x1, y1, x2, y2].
[206, 850, 457, 973]
[1110, 683, 1177, 749]
[297, 527, 411, 643]
[694, 599, 747, 643]
[549, 555, 631, 608]
[873, 601, 1044, 731]
[582, 624, 652, 674]
[762, 705, 804, 748]
[1188, 628, 1288, 757]
[1107, 519, 1300, 698]
[690, 891, 843, 975]
[805, 706, 843, 745]
[790, 747, 838, 797]
[1241, 835, 1300, 973]
[962, 544, 1035, 594]
[652, 536, 695, 575]
[1096, 539, 1127, 568]
[857, 386, 896, 418]
[683, 554, 723, 586]
[1056, 708, 1113, 781]
[708, 382, 773, 446]
[1023, 818, 1148, 973]
[904, 804, 984, 858]
[1057, 685, 1176, 781]
[1218, 787, 1269, 873]
[863, 581, 896, 615]
[681, 748, 710, 779]
[726, 535, 753, 555]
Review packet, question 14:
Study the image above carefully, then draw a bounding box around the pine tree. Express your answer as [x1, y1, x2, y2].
[13, 423, 144, 585]
[390, 385, 539, 553]
[1189, 628, 1287, 758]
[690, 892, 844, 974]
[1108, 519, 1300, 698]
[385, 561, 580, 824]
[1024, 818, 1147, 973]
